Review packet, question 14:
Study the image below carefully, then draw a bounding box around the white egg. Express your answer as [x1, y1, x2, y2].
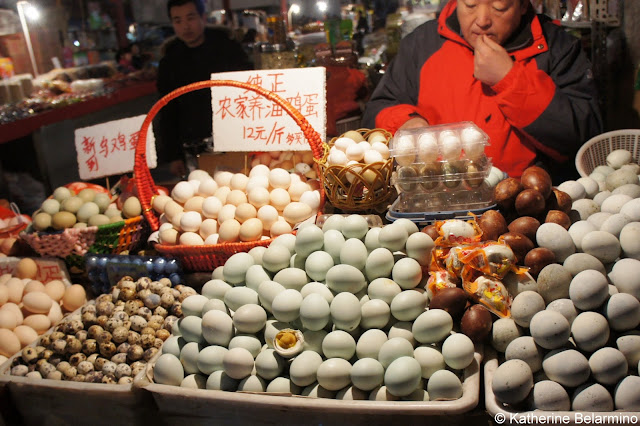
[218, 219, 241, 242]
[204, 233, 219, 245]
[178, 211, 201, 233]
[334, 137, 356, 152]
[371, 142, 390, 159]
[179, 232, 204, 246]
[299, 190, 321, 211]
[269, 168, 292, 189]
[214, 171, 233, 187]
[417, 133, 439, 163]
[440, 134, 462, 160]
[188, 169, 211, 182]
[217, 204, 237, 224]
[230, 173, 249, 191]
[328, 150, 348, 166]
[245, 175, 270, 192]
[270, 188, 291, 211]
[171, 181, 194, 204]
[257, 205, 279, 230]
[394, 135, 415, 166]
[249, 164, 271, 177]
[461, 127, 486, 159]
[346, 144, 365, 162]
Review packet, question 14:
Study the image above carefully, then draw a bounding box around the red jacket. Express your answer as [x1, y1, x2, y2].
[363, 1, 602, 178]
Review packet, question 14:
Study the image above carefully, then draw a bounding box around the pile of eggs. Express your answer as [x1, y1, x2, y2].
[489, 148, 640, 412]
[8, 275, 191, 384]
[152, 216, 477, 401]
[326, 130, 391, 169]
[391, 125, 492, 193]
[249, 150, 317, 180]
[31, 186, 141, 231]
[152, 167, 322, 246]
[0, 258, 87, 360]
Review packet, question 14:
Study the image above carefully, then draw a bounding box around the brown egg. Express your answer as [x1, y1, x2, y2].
[507, 216, 540, 242]
[515, 189, 546, 217]
[421, 225, 439, 241]
[545, 210, 572, 230]
[44, 280, 66, 302]
[494, 178, 523, 211]
[477, 210, 508, 241]
[429, 287, 468, 319]
[460, 304, 493, 343]
[546, 189, 572, 214]
[500, 232, 534, 263]
[15, 258, 38, 279]
[524, 248, 556, 277]
[0, 329, 21, 357]
[521, 166, 552, 199]
[62, 284, 87, 312]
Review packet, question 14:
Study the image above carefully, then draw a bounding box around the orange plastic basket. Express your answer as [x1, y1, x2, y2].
[133, 80, 325, 272]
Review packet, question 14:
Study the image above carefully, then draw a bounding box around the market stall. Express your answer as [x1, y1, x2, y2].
[1, 0, 640, 424]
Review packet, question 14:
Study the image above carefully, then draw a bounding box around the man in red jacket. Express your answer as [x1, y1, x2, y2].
[363, 0, 602, 179]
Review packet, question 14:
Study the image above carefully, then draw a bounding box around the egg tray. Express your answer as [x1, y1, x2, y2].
[484, 347, 640, 424]
[0, 303, 158, 426]
[393, 157, 492, 195]
[133, 350, 482, 424]
[389, 121, 489, 162]
[386, 189, 496, 226]
[576, 129, 640, 178]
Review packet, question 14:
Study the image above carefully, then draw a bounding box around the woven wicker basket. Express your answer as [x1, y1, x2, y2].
[133, 80, 325, 272]
[575, 129, 640, 177]
[20, 184, 149, 266]
[317, 128, 394, 212]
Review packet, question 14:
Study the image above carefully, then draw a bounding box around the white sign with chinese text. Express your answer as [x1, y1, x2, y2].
[211, 68, 326, 152]
[75, 115, 157, 180]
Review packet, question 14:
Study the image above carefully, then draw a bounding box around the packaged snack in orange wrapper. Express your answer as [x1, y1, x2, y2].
[434, 218, 483, 247]
[426, 270, 459, 300]
[444, 244, 481, 280]
[460, 241, 523, 280]
[462, 268, 512, 318]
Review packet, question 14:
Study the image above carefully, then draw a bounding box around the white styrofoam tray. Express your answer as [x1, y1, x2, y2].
[484, 347, 640, 426]
[134, 349, 482, 425]
[0, 303, 158, 426]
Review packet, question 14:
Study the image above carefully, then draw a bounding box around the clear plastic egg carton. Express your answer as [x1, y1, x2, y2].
[390, 122, 490, 190]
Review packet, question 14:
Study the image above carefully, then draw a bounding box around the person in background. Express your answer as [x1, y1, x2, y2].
[115, 46, 136, 73]
[363, 0, 602, 179]
[155, 0, 252, 177]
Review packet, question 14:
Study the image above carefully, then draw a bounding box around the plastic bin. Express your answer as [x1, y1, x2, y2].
[575, 129, 640, 177]
[484, 347, 640, 425]
[135, 350, 483, 426]
[0, 304, 158, 425]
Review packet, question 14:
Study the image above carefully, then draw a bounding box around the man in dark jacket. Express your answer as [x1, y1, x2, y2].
[363, 0, 602, 178]
[155, 0, 251, 177]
